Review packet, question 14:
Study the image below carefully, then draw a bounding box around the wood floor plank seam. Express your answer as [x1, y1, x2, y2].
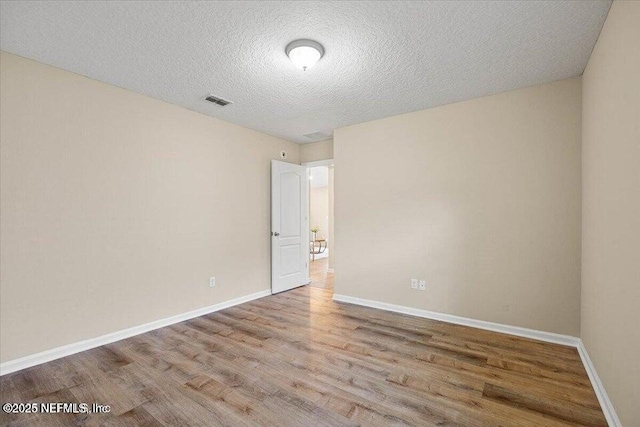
[1, 271, 607, 426]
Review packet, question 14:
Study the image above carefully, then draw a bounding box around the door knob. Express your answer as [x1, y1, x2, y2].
[274, 232, 280, 236]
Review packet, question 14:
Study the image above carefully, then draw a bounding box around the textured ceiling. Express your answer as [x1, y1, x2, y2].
[0, 1, 611, 143]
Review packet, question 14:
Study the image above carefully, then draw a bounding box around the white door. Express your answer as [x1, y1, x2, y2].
[271, 160, 309, 293]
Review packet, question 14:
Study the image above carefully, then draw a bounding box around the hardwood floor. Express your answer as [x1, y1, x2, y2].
[309, 257, 333, 291]
[0, 286, 605, 426]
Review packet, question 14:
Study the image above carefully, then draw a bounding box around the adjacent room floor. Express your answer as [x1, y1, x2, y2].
[0, 285, 605, 426]
[309, 257, 334, 291]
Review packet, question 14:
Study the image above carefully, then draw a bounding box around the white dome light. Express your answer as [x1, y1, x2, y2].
[286, 39, 324, 71]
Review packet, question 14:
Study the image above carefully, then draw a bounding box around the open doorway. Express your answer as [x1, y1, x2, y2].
[306, 161, 334, 292]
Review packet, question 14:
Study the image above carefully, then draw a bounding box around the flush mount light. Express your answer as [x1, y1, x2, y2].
[286, 39, 324, 71]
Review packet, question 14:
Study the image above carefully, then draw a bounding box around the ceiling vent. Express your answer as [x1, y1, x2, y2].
[205, 94, 232, 106]
[302, 131, 330, 141]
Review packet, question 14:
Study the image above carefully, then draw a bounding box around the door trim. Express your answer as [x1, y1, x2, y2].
[302, 159, 334, 167]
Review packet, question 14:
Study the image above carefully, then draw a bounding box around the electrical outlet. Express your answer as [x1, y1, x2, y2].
[502, 304, 511, 312]
[209, 277, 216, 287]
[419, 280, 426, 291]
[411, 279, 418, 289]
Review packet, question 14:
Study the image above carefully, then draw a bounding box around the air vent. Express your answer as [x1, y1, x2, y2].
[302, 131, 330, 141]
[205, 95, 232, 106]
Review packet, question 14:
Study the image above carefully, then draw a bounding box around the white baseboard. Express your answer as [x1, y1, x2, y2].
[1, 289, 621, 427]
[0, 289, 272, 376]
[332, 294, 579, 346]
[332, 293, 621, 427]
[576, 340, 622, 427]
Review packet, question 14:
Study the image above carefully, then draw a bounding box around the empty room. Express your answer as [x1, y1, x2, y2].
[0, 1, 638, 426]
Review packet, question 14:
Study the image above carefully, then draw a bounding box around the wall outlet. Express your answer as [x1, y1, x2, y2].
[419, 280, 426, 291]
[411, 279, 418, 289]
[209, 277, 216, 287]
[502, 304, 511, 312]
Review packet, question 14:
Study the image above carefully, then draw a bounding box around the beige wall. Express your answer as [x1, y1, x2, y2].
[0, 52, 300, 363]
[581, 1, 640, 424]
[310, 185, 329, 241]
[334, 77, 582, 336]
[300, 139, 333, 163]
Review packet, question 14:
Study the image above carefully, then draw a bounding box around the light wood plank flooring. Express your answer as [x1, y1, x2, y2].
[0, 286, 606, 426]
[310, 257, 333, 291]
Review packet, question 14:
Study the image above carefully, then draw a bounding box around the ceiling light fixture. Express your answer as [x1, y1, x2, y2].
[286, 39, 324, 71]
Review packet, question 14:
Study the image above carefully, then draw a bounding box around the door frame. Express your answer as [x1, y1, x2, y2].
[303, 158, 335, 278]
[302, 159, 334, 168]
